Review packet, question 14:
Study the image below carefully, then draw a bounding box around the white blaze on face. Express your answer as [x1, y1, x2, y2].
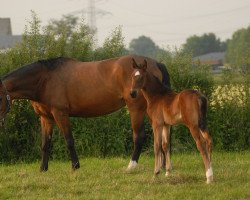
[134, 71, 140, 76]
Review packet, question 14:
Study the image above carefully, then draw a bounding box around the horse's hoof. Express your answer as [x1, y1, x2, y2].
[206, 176, 213, 184]
[40, 166, 48, 172]
[154, 170, 160, 176]
[165, 171, 170, 177]
[72, 162, 80, 170]
[126, 160, 137, 171]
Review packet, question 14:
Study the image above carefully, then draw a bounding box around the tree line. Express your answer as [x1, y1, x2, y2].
[130, 28, 250, 70]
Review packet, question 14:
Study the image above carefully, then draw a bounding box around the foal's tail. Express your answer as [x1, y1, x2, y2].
[198, 95, 208, 132]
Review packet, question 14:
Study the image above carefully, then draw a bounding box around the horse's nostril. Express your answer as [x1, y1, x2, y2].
[130, 90, 137, 98]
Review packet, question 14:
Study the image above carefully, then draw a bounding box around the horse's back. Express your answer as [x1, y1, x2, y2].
[38, 55, 169, 117]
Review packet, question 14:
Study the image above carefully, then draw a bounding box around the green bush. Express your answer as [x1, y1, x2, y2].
[0, 14, 249, 163]
[0, 13, 130, 162]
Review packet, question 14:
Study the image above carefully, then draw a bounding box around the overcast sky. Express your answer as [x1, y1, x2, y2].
[1, 0, 250, 48]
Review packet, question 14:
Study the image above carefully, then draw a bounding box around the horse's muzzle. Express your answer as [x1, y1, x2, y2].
[130, 90, 138, 98]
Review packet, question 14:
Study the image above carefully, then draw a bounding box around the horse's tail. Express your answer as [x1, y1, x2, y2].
[156, 62, 171, 89]
[198, 95, 208, 132]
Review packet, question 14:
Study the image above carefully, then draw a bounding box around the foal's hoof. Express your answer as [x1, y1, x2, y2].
[206, 176, 213, 184]
[40, 165, 48, 172]
[126, 160, 137, 172]
[72, 162, 80, 170]
[165, 171, 170, 177]
[154, 171, 160, 176]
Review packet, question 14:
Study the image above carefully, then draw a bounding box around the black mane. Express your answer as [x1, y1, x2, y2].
[38, 57, 70, 71]
[156, 62, 171, 89]
[2, 57, 70, 80]
[147, 73, 173, 96]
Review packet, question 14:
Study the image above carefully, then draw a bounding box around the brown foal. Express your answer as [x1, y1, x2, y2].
[130, 58, 213, 183]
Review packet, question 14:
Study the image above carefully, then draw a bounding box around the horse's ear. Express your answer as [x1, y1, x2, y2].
[132, 58, 138, 69]
[142, 59, 147, 71]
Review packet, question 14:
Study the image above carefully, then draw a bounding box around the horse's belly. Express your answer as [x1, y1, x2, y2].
[68, 95, 125, 117]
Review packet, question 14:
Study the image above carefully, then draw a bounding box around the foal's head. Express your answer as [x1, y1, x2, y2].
[130, 58, 147, 98]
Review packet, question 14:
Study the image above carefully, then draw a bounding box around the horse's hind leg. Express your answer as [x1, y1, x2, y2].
[189, 126, 213, 183]
[200, 129, 213, 183]
[200, 129, 212, 163]
[52, 110, 80, 170]
[40, 116, 54, 171]
[126, 108, 146, 171]
[162, 125, 172, 176]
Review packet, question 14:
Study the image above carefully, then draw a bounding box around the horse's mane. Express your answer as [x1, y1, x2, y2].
[38, 57, 72, 71]
[156, 62, 171, 89]
[3, 57, 71, 80]
[147, 72, 173, 96]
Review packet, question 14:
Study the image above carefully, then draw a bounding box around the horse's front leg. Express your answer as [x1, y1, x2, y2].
[153, 124, 163, 176]
[126, 107, 146, 171]
[162, 125, 172, 176]
[40, 116, 54, 171]
[52, 109, 80, 170]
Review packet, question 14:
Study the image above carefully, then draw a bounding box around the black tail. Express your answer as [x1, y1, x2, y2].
[156, 62, 171, 89]
[198, 95, 208, 132]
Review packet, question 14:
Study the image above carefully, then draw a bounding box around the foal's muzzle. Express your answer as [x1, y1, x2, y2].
[130, 90, 138, 98]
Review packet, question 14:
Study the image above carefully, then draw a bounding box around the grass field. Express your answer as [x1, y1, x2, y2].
[0, 151, 249, 200]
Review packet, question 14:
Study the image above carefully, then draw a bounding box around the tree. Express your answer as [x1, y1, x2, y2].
[46, 15, 79, 38]
[129, 35, 160, 58]
[93, 26, 127, 60]
[226, 26, 250, 68]
[182, 33, 226, 57]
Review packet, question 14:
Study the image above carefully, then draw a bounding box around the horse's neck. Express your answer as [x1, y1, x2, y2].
[142, 73, 173, 104]
[3, 65, 44, 100]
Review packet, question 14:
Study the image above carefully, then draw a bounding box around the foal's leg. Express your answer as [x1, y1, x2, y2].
[52, 110, 80, 170]
[162, 125, 172, 176]
[200, 129, 212, 162]
[200, 129, 213, 183]
[126, 108, 146, 171]
[40, 116, 54, 171]
[153, 124, 163, 175]
[189, 126, 213, 183]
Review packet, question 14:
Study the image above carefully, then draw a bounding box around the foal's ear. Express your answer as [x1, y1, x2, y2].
[132, 58, 138, 69]
[142, 59, 147, 71]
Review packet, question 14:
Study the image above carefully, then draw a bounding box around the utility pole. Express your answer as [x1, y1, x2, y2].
[88, 0, 97, 33]
[88, 0, 97, 44]
[69, 0, 112, 46]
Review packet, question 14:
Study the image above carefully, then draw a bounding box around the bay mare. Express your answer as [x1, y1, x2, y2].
[0, 55, 171, 171]
[130, 59, 213, 183]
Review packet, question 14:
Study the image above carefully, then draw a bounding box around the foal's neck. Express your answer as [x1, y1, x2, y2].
[2, 63, 45, 100]
[141, 72, 173, 104]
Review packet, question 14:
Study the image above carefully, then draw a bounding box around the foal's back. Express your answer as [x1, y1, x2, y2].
[161, 89, 206, 127]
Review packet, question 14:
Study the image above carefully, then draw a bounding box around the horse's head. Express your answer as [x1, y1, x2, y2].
[130, 58, 148, 98]
[0, 80, 11, 123]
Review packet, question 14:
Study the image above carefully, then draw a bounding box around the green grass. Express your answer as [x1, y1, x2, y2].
[0, 152, 249, 200]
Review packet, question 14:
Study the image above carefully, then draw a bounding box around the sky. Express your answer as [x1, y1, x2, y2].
[1, 0, 250, 48]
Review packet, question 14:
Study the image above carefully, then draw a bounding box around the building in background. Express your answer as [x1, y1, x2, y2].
[193, 52, 226, 74]
[0, 18, 22, 50]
